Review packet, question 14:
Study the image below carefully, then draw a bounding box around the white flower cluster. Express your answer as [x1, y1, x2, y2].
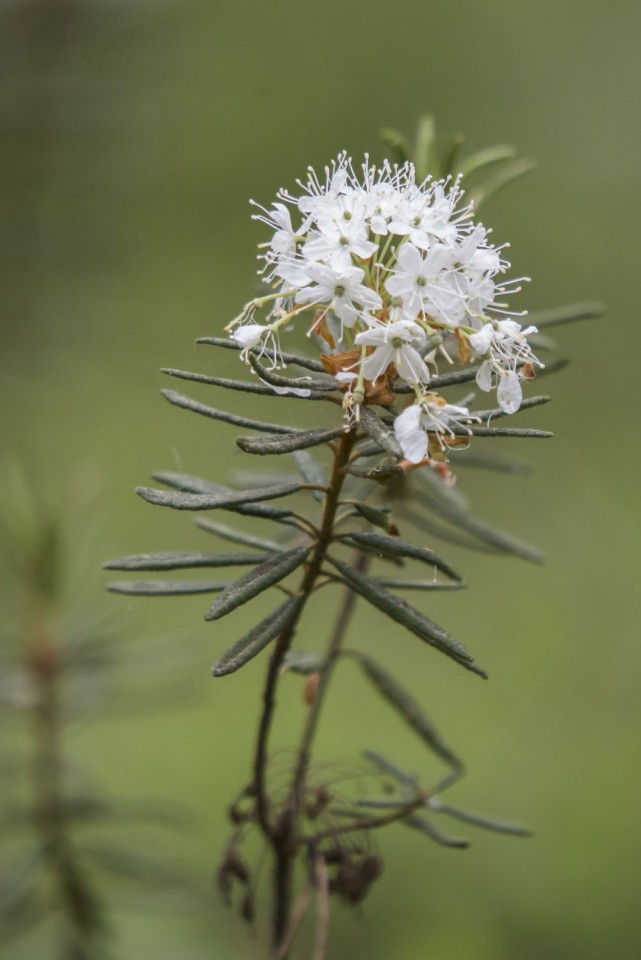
[227, 154, 542, 464]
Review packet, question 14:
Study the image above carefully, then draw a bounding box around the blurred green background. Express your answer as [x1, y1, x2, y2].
[1, 0, 640, 957]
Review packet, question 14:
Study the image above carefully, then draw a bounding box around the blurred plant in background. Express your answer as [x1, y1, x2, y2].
[105, 118, 601, 959]
[0, 463, 191, 960]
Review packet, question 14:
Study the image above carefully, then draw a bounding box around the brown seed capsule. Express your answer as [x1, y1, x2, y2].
[304, 671, 321, 705]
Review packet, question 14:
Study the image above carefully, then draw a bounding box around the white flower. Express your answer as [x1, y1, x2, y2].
[394, 395, 476, 463]
[294, 263, 383, 331]
[470, 319, 542, 413]
[301, 216, 378, 272]
[385, 242, 464, 327]
[356, 319, 431, 384]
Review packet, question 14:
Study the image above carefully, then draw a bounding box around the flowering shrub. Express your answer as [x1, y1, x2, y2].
[107, 118, 599, 958]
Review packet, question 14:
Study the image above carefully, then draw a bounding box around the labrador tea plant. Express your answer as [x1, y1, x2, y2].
[106, 118, 600, 959]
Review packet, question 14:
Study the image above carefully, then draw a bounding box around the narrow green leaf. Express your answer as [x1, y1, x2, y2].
[282, 650, 326, 675]
[195, 517, 286, 552]
[433, 801, 532, 836]
[350, 501, 397, 533]
[470, 157, 536, 210]
[162, 388, 297, 434]
[237, 426, 344, 456]
[196, 336, 327, 372]
[448, 449, 531, 476]
[458, 144, 517, 178]
[293, 450, 327, 502]
[353, 653, 463, 769]
[414, 114, 438, 180]
[162, 367, 281, 396]
[360, 407, 403, 459]
[527, 301, 605, 329]
[379, 126, 412, 165]
[373, 578, 465, 591]
[328, 557, 486, 677]
[344, 531, 462, 582]
[363, 750, 418, 789]
[248, 354, 336, 395]
[440, 132, 465, 178]
[395, 366, 478, 393]
[107, 580, 227, 596]
[403, 814, 469, 848]
[136, 481, 305, 512]
[411, 472, 543, 563]
[104, 551, 268, 571]
[205, 547, 310, 621]
[152, 472, 294, 520]
[472, 395, 551, 422]
[345, 462, 403, 484]
[212, 596, 302, 676]
[465, 425, 553, 439]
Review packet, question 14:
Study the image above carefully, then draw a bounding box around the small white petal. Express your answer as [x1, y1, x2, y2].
[394, 404, 427, 463]
[476, 359, 494, 393]
[497, 370, 522, 414]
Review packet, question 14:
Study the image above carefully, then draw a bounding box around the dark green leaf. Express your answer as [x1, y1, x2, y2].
[527, 301, 605, 328]
[237, 427, 343, 456]
[162, 388, 298, 434]
[328, 557, 486, 677]
[195, 517, 286, 552]
[440, 132, 465, 179]
[205, 547, 310, 621]
[107, 580, 227, 596]
[248, 354, 337, 395]
[344, 531, 462, 581]
[379, 126, 412, 165]
[353, 653, 463, 769]
[465, 425, 553, 439]
[136, 481, 305, 512]
[152, 472, 294, 520]
[282, 650, 326, 675]
[350, 501, 397, 533]
[469, 157, 536, 210]
[403, 814, 469, 848]
[414, 114, 438, 179]
[458, 144, 517, 178]
[104, 551, 268, 571]
[359, 407, 403, 459]
[363, 750, 418, 789]
[434, 801, 532, 836]
[196, 336, 326, 372]
[395, 366, 478, 393]
[372, 577, 465, 591]
[345, 461, 403, 484]
[448, 449, 531, 476]
[293, 450, 328, 502]
[162, 367, 282, 396]
[212, 596, 302, 676]
[472, 395, 551, 422]
[411, 471, 543, 563]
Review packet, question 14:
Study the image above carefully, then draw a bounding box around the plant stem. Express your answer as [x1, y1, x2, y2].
[250, 429, 357, 953]
[26, 596, 99, 958]
[287, 551, 369, 823]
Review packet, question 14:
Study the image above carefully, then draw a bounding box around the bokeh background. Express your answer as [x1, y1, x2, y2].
[1, 0, 640, 957]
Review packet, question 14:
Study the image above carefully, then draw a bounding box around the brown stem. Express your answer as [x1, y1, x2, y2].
[303, 797, 425, 846]
[287, 551, 369, 824]
[250, 429, 357, 952]
[27, 599, 99, 958]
